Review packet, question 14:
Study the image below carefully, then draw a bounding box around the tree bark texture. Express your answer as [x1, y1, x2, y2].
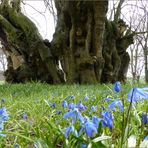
[0, 0, 64, 83]
[0, 0, 134, 84]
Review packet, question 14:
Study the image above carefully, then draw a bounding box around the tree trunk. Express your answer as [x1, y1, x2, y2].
[52, 0, 108, 84]
[0, 0, 134, 84]
[0, 0, 64, 83]
[144, 45, 148, 83]
[144, 15, 148, 83]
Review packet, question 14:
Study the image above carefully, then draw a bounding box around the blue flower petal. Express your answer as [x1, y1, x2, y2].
[104, 98, 113, 102]
[85, 121, 98, 138]
[102, 112, 114, 131]
[79, 126, 85, 137]
[0, 107, 9, 122]
[142, 113, 148, 125]
[92, 116, 101, 129]
[62, 100, 68, 108]
[52, 103, 56, 109]
[79, 117, 98, 138]
[77, 112, 84, 124]
[23, 113, 28, 120]
[63, 110, 75, 119]
[72, 115, 77, 124]
[64, 108, 84, 124]
[76, 101, 87, 111]
[0, 133, 6, 137]
[89, 105, 97, 114]
[85, 96, 89, 101]
[68, 103, 75, 110]
[0, 122, 4, 131]
[128, 88, 148, 105]
[108, 100, 124, 112]
[81, 144, 87, 148]
[65, 125, 78, 138]
[114, 81, 121, 93]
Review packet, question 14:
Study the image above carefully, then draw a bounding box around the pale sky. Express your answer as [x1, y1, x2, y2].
[21, 0, 56, 41]
[22, 0, 148, 40]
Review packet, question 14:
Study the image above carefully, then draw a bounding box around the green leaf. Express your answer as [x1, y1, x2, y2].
[44, 99, 51, 106]
[35, 139, 49, 148]
[92, 136, 111, 143]
[87, 142, 92, 148]
[133, 107, 141, 126]
[92, 141, 107, 148]
[65, 139, 69, 146]
[2, 131, 34, 142]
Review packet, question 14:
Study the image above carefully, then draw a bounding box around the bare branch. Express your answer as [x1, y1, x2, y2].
[114, 0, 125, 23]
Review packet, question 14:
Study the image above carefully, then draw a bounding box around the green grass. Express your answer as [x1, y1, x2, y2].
[0, 82, 147, 147]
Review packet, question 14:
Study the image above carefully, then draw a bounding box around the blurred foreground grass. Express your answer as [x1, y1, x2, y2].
[0, 82, 147, 147]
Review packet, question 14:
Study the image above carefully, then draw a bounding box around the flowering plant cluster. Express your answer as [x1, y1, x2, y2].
[0, 99, 9, 137]
[59, 82, 148, 147]
[0, 82, 148, 147]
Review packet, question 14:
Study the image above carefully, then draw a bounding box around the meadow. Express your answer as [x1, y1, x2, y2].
[0, 82, 147, 148]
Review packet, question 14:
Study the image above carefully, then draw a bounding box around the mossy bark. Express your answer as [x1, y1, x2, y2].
[0, 1, 63, 83]
[53, 0, 133, 83]
[0, 0, 134, 84]
[53, 0, 108, 84]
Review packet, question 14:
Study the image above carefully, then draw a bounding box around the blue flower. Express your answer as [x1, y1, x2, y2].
[71, 95, 75, 99]
[57, 110, 62, 115]
[62, 101, 68, 108]
[68, 103, 75, 110]
[101, 105, 106, 110]
[0, 120, 6, 137]
[79, 116, 98, 138]
[114, 81, 121, 93]
[104, 98, 113, 102]
[65, 95, 75, 101]
[85, 96, 89, 101]
[102, 111, 114, 131]
[0, 107, 9, 122]
[92, 116, 101, 129]
[108, 100, 124, 112]
[52, 103, 56, 109]
[0, 108, 9, 137]
[65, 125, 78, 139]
[14, 144, 20, 148]
[142, 113, 148, 125]
[128, 88, 148, 105]
[0, 133, 6, 137]
[76, 101, 87, 112]
[63, 108, 84, 124]
[89, 105, 97, 114]
[0, 121, 4, 131]
[23, 113, 28, 120]
[81, 144, 87, 148]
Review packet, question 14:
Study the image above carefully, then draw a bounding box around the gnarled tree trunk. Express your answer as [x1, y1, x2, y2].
[52, 0, 108, 84]
[0, 0, 134, 84]
[0, 0, 64, 83]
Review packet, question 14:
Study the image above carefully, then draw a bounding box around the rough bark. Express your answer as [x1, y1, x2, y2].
[0, 0, 64, 83]
[0, 0, 135, 84]
[52, 0, 108, 84]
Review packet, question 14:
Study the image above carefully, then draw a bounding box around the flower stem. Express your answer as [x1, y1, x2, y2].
[121, 88, 135, 147]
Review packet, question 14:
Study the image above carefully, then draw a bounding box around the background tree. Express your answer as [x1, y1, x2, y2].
[137, 6, 148, 83]
[0, 0, 137, 84]
[108, 0, 148, 83]
[0, 0, 64, 83]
